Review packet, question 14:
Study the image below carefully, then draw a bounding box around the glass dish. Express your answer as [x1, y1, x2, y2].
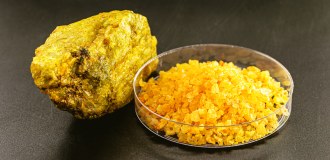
[133, 44, 294, 148]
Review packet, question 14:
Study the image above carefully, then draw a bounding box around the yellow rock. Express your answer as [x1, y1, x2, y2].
[31, 10, 158, 119]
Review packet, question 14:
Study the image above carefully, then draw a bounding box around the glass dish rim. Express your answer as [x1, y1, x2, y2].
[133, 44, 294, 128]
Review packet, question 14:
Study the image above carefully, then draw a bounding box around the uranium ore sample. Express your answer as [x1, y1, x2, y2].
[31, 10, 158, 119]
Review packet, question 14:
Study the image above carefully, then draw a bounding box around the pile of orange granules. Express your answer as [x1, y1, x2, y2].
[138, 60, 289, 146]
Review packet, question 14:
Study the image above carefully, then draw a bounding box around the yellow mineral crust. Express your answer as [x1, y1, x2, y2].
[138, 60, 289, 146]
[31, 10, 158, 119]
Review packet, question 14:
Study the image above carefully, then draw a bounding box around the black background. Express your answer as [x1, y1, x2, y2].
[1, 0, 329, 159]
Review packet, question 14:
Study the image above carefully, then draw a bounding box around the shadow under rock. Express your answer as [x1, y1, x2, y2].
[57, 100, 136, 160]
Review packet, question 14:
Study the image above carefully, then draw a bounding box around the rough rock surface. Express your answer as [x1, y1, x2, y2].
[31, 10, 157, 119]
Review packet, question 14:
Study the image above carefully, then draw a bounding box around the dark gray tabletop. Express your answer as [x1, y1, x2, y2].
[0, 0, 328, 159]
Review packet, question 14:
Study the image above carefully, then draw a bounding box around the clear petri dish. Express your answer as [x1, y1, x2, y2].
[133, 44, 294, 148]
